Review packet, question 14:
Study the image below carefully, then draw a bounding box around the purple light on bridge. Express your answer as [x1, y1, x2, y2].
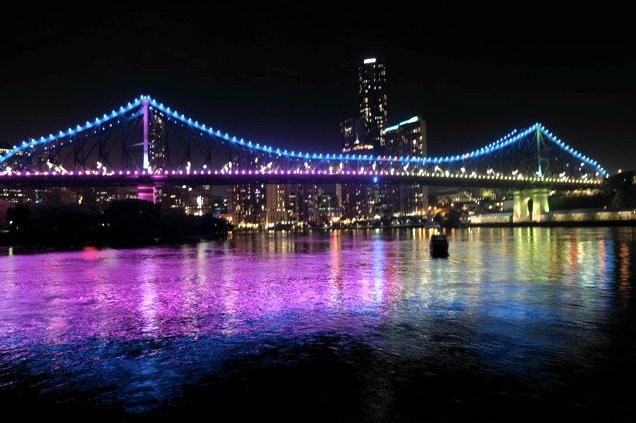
[0, 165, 603, 188]
[142, 99, 150, 170]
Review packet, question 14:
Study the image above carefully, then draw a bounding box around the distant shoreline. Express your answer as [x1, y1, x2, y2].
[232, 221, 635, 232]
[468, 220, 636, 228]
[0, 232, 230, 255]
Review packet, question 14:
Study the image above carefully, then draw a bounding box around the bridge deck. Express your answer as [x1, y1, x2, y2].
[0, 171, 603, 190]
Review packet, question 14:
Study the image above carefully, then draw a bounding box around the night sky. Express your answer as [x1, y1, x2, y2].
[1, 3, 634, 173]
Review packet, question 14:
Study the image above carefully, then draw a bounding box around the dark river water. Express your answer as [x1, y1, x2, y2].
[1, 227, 635, 421]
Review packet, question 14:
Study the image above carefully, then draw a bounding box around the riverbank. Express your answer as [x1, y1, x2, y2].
[469, 209, 636, 227]
[0, 233, 229, 256]
[0, 199, 233, 254]
[469, 220, 636, 228]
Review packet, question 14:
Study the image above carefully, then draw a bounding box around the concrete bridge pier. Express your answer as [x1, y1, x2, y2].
[137, 184, 156, 204]
[512, 188, 550, 223]
[531, 188, 550, 222]
[512, 190, 530, 222]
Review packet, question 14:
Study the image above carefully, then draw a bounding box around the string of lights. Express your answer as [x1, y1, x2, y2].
[0, 95, 609, 177]
[0, 98, 143, 164]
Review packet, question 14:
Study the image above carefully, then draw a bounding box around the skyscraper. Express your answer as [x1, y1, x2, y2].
[382, 116, 427, 157]
[359, 57, 388, 150]
[380, 116, 429, 214]
[341, 57, 388, 221]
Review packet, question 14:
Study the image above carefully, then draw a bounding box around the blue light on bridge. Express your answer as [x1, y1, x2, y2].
[0, 97, 144, 165]
[0, 95, 610, 178]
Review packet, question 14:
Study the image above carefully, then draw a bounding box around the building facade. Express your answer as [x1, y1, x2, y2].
[265, 183, 297, 228]
[341, 57, 389, 220]
[382, 116, 427, 157]
[380, 116, 429, 215]
[340, 118, 373, 153]
[341, 184, 378, 221]
[229, 183, 266, 229]
[359, 57, 388, 150]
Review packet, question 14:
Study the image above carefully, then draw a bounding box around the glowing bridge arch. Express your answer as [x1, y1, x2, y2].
[0, 95, 609, 189]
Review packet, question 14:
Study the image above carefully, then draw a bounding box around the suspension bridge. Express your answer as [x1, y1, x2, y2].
[0, 95, 609, 221]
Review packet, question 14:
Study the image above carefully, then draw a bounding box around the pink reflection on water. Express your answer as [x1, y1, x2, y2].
[0, 228, 633, 413]
[0, 237, 409, 349]
[0, 228, 630, 358]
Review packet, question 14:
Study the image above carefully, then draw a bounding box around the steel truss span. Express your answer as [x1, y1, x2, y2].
[0, 95, 609, 189]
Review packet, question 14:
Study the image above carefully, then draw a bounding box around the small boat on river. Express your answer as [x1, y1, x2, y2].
[429, 233, 449, 257]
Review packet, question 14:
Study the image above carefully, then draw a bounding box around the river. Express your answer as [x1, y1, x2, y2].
[0, 227, 634, 421]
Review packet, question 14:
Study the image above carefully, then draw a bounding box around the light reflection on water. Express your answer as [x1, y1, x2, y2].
[0, 227, 634, 414]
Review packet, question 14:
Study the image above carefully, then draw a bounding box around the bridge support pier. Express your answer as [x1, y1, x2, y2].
[512, 188, 550, 223]
[531, 188, 550, 222]
[512, 190, 530, 222]
[137, 184, 156, 204]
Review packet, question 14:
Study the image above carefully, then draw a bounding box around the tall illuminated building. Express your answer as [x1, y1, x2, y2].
[382, 116, 427, 157]
[380, 116, 429, 214]
[359, 57, 388, 150]
[340, 57, 388, 220]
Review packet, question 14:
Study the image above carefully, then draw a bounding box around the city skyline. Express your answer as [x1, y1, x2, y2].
[0, 4, 634, 174]
[0, 5, 635, 422]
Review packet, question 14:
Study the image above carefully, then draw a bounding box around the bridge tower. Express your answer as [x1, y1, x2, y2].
[142, 99, 150, 170]
[138, 99, 156, 203]
[535, 125, 543, 177]
[534, 126, 550, 179]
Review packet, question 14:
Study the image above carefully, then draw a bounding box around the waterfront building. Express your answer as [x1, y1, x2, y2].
[297, 184, 320, 225]
[379, 116, 429, 215]
[229, 183, 266, 229]
[265, 183, 297, 228]
[341, 57, 388, 219]
[341, 184, 378, 221]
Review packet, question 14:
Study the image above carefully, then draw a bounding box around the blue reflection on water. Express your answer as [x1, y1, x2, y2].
[0, 227, 634, 414]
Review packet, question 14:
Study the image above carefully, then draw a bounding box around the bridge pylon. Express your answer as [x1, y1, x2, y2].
[142, 99, 150, 170]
